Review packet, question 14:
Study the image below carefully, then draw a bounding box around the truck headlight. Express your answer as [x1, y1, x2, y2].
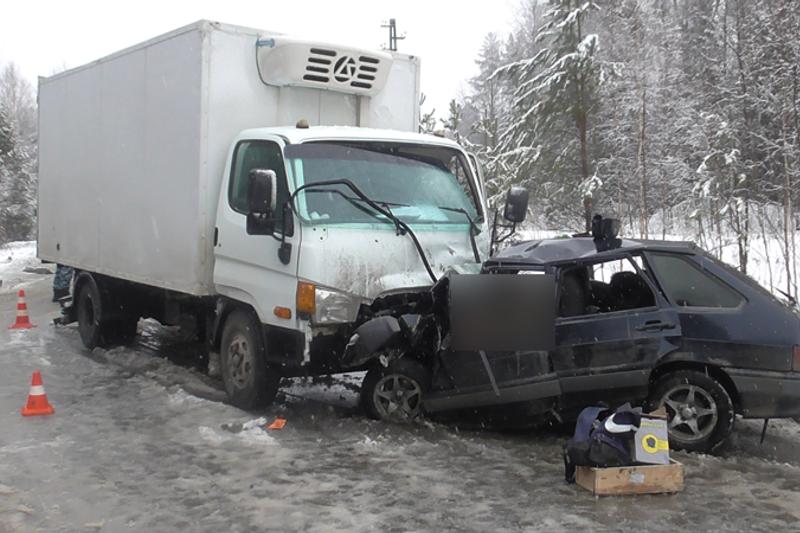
[313, 287, 363, 325]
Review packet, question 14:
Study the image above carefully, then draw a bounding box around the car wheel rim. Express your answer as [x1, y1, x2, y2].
[373, 373, 423, 421]
[227, 333, 253, 389]
[661, 384, 718, 443]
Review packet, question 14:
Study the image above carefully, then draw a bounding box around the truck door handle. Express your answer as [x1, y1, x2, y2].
[635, 320, 676, 332]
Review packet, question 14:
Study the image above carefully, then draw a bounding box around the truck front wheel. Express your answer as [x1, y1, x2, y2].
[219, 310, 279, 410]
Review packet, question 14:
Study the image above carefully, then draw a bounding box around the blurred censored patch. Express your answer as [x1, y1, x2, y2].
[449, 274, 556, 352]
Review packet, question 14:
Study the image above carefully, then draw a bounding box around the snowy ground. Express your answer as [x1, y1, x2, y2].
[0, 241, 52, 294]
[1, 246, 799, 532]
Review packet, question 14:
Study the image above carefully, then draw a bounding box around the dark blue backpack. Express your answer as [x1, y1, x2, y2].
[563, 405, 640, 483]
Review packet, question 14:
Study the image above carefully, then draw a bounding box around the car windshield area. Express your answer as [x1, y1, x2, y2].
[284, 142, 482, 226]
[558, 255, 656, 317]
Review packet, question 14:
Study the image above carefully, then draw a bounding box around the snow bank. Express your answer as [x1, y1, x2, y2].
[0, 241, 51, 293]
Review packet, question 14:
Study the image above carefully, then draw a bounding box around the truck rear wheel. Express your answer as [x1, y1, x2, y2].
[76, 276, 104, 349]
[76, 274, 139, 349]
[219, 310, 279, 410]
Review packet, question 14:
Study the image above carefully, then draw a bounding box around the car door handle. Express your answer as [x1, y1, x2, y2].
[635, 320, 676, 332]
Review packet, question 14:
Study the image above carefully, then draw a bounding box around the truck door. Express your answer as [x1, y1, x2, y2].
[214, 135, 299, 329]
[552, 254, 682, 405]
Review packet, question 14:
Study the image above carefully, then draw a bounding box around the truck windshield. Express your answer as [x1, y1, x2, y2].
[284, 142, 482, 225]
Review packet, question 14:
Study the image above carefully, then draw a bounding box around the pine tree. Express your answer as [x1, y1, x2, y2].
[494, 0, 604, 231]
[0, 63, 37, 244]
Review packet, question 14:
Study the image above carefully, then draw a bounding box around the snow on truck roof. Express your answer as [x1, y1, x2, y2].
[237, 125, 466, 149]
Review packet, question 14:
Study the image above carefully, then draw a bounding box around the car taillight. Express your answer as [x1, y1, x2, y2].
[794, 345, 800, 371]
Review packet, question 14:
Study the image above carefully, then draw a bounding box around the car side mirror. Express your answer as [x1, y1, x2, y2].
[503, 186, 529, 223]
[246, 168, 277, 235]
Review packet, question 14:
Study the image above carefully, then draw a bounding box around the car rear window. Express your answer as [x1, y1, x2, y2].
[648, 253, 744, 308]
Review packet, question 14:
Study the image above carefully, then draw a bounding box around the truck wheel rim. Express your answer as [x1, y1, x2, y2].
[80, 293, 94, 325]
[661, 384, 718, 442]
[373, 374, 422, 420]
[227, 333, 252, 389]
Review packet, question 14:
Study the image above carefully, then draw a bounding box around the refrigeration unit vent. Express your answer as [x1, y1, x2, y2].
[257, 36, 393, 96]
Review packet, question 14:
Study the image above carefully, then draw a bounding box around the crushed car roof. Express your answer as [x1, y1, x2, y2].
[487, 236, 697, 266]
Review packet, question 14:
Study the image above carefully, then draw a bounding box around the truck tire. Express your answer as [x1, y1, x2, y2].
[219, 309, 279, 410]
[648, 369, 735, 453]
[76, 275, 104, 350]
[361, 358, 430, 422]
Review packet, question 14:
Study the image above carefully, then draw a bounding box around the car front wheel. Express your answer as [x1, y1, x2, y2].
[361, 359, 430, 422]
[648, 369, 735, 453]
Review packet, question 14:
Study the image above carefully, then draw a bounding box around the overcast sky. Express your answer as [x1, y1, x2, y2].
[0, 0, 516, 117]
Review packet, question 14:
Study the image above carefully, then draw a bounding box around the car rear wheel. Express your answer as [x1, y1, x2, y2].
[648, 369, 735, 453]
[361, 358, 430, 422]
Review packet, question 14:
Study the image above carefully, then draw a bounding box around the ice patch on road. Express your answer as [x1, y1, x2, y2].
[199, 417, 279, 446]
[282, 372, 363, 407]
[355, 435, 380, 449]
[167, 387, 211, 407]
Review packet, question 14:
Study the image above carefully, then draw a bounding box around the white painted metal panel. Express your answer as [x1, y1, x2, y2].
[369, 55, 421, 132]
[38, 25, 208, 294]
[38, 66, 102, 269]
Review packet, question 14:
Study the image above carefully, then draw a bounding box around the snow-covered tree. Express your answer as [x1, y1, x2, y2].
[0, 62, 37, 244]
[494, 0, 604, 231]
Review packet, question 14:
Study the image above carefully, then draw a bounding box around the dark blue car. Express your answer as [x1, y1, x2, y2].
[475, 236, 800, 451]
[358, 232, 800, 454]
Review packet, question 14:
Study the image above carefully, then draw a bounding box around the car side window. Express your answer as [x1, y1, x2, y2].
[229, 140, 290, 233]
[647, 253, 744, 308]
[558, 256, 656, 318]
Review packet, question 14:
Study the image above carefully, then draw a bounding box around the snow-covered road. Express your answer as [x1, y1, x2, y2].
[1, 251, 799, 531]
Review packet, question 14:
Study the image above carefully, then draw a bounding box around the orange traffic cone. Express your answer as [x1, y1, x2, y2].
[9, 289, 36, 329]
[21, 371, 55, 417]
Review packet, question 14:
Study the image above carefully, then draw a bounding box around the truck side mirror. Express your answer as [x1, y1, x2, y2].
[503, 186, 529, 223]
[247, 168, 277, 235]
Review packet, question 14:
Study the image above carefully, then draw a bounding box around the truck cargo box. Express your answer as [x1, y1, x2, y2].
[38, 20, 421, 295]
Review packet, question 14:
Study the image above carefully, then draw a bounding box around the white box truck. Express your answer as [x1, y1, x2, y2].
[38, 20, 526, 413]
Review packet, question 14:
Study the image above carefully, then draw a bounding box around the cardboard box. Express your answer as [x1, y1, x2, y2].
[635, 416, 670, 465]
[576, 460, 684, 496]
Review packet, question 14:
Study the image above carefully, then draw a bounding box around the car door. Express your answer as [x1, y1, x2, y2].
[425, 270, 561, 413]
[551, 253, 682, 405]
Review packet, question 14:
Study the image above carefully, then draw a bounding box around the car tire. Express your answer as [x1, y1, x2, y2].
[361, 358, 430, 422]
[76, 277, 104, 350]
[648, 369, 735, 453]
[219, 309, 279, 410]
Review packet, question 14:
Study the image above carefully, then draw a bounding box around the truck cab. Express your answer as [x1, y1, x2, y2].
[212, 125, 491, 407]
